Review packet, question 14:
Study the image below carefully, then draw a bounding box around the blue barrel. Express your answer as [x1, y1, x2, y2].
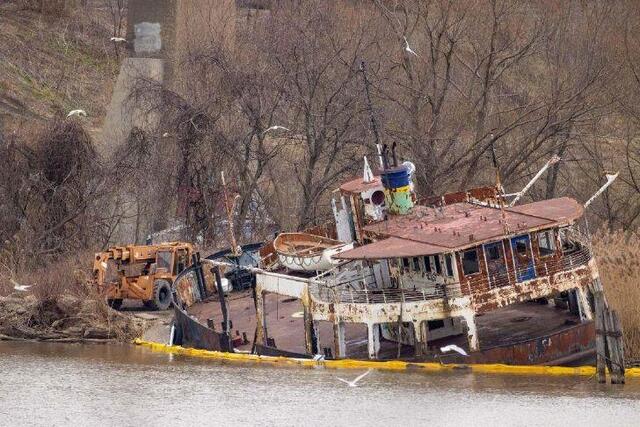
[381, 166, 410, 189]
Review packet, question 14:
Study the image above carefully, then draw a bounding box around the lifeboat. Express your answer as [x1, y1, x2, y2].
[273, 233, 354, 272]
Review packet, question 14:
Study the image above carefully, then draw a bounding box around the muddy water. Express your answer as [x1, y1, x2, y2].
[1, 342, 639, 427]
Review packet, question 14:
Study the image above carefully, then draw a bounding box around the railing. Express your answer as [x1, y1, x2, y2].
[310, 280, 462, 304]
[310, 245, 592, 306]
[465, 246, 592, 292]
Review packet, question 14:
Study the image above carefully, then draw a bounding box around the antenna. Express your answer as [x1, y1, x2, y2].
[490, 134, 511, 233]
[221, 171, 239, 257]
[360, 61, 386, 169]
[585, 172, 619, 208]
[508, 155, 561, 207]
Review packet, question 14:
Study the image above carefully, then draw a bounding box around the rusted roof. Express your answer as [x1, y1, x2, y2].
[339, 175, 383, 193]
[335, 237, 446, 259]
[336, 197, 583, 259]
[507, 197, 584, 223]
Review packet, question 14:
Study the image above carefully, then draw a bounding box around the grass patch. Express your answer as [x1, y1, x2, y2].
[593, 231, 640, 363]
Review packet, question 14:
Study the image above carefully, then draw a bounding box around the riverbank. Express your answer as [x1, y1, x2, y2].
[0, 294, 160, 344]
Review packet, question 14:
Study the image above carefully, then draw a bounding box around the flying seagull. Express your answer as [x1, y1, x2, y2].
[403, 37, 418, 57]
[263, 125, 290, 135]
[67, 109, 87, 118]
[440, 344, 468, 357]
[337, 369, 372, 387]
[110, 37, 127, 43]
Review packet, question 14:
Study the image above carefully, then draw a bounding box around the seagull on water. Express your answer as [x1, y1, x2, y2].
[403, 37, 418, 57]
[67, 109, 87, 118]
[110, 37, 127, 43]
[263, 125, 290, 135]
[337, 369, 372, 387]
[440, 344, 468, 357]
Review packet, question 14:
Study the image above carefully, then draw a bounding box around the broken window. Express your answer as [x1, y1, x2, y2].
[434, 254, 442, 274]
[486, 244, 501, 261]
[484, 242, 507, 283]
[515, 240, 528, 256]
[412, 257, 420, 271]
[462, 249, 480, 275]
[423, 256, 432, 272]
[156, 251, 172, 272]
[428, 320, 445, 330]
[445, 254, 454, 277]
[401, 258, 410, 271]
[538, 230, 555, 257]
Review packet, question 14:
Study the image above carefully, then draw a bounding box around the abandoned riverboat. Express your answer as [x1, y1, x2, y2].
[171, 159, 602, 366]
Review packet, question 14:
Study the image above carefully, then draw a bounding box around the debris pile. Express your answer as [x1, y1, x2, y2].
[0, 294, 144, 343]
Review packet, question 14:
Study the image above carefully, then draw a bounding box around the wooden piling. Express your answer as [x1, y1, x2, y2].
[593, 282, 626, 384]
[607, 310, 625, 384]
[594, 290, 607, 383]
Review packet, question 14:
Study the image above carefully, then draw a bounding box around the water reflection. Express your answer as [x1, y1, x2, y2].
[0, 342, 638, 426]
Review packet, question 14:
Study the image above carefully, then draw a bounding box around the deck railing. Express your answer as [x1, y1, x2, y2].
[310, 245, 592, 306]
[464, 245, 592, 292]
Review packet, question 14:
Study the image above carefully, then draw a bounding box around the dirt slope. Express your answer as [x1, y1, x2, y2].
[0, 1, 121, 133]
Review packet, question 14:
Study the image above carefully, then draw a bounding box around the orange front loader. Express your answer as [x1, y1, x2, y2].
[93, 242, 194, 310]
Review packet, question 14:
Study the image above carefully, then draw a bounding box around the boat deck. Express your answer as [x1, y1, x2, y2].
[187, 291, 591, 364]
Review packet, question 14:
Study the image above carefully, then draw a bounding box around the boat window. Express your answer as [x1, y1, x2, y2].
[538, 230, 555, 257]
[515, 240, 528, 256]
[486, 244, 501, 261]
[462, 249, 480, 275]
[445, 254, 454, 277]
[412, 257, 420, 271]
[428, 320, 445, 330]
[423, 256, 432, 272]
[434, 254, 442, 274]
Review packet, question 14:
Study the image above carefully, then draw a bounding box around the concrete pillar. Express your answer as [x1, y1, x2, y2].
[576, 287, 593, 321]
[333, 320, 346, 358]
[367, 323, 381, 360]
[413, 320, 428, 357]
[255, 290, 267, 346]
[303, 303, 316, 355]
[462, 313, 480, 352]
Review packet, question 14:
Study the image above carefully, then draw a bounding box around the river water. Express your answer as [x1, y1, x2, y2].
[0, 342, 639, 426]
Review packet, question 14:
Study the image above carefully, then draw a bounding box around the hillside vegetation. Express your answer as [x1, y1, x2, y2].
[0, 0, 119, 132]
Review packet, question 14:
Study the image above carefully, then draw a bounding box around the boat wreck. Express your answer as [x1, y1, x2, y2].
[170, 155, 608, 367]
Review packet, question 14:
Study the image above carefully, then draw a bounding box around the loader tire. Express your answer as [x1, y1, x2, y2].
[147, 279, 172, 311]
[107, 299, 123, 310]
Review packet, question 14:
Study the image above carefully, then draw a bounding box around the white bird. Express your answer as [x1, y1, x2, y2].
[440, 344, 468, 357]
[337, 369, 372, 387]
[11, 279, 30, 292]
[110, 37, 127, 43]
[67, 109, 87, 118]
[263, 125, 290, 135]
[403, 37, 418, 57]
[162, 132, 170, 137]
